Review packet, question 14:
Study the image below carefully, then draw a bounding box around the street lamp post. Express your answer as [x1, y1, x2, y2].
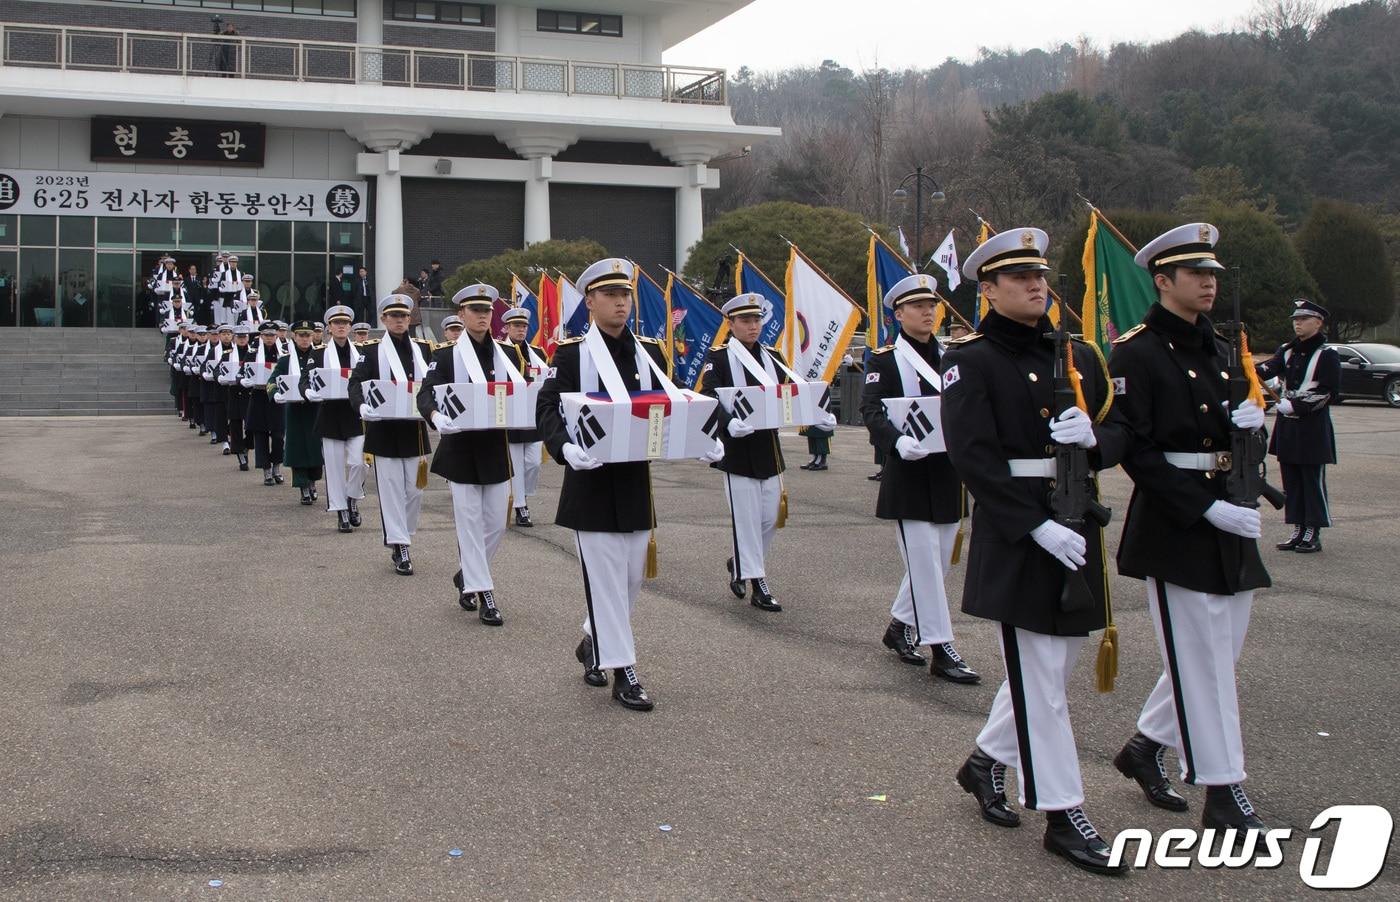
[891, 166, 946, 273]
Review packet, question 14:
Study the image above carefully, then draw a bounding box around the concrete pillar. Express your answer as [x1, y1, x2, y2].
[638, 16, 663, 65]
[357, 0, 384, 82]
[652, 139, 727, 270]
[676, 173, 704, 272]
[494, 3, 519, 56]
[523, 155, 552, 246]
[375, 150, 403, 302]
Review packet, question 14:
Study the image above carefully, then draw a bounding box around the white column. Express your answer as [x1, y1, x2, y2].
[357, 0, 384, 82]
[638, 16, 663, 64]
[524, 156, 552, 246]
[676, 181, 704, 271]
[375, 150, 403, 302]
[494, 3, 519, 56]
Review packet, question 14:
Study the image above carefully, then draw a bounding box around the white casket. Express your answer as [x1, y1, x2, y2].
[433, 381, 540, 431]
[561, 389, 720, 463]
[715, 380, 830, 430]
[307, 365, 351, 401]
[274, 374, 304, 403]
[359, 378, 420, 421]
[881, 395, 945, 454]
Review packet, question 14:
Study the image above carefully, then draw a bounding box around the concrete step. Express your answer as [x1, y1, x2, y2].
[0, 408, 171, 417]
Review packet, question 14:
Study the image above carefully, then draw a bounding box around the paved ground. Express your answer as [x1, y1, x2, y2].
[1, 403, 1397, 900]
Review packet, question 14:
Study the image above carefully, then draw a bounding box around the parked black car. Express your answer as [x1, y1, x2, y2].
[1329, 343, 1400, 407]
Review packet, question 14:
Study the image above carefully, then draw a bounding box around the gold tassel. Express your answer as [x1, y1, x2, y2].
[1096, 624, 1119, 693]
[416, 457, 428, 489]
[364, 453, 374, 467]
[644, 530, 659, 579]
[949, 526, 964, 565]
[776, 487, 789, 529]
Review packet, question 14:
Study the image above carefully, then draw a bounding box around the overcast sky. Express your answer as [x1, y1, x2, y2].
[664, 0, 1280, 72]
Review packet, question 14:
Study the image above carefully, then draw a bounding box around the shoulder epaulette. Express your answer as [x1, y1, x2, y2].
[946, 333, 982, 346]
[709, 343, 726, 353]
[437, 339, 457, 348]
[1112, 324, 1146, 345]
[638, 335, 663, 345]
[870, 345, 894, 355]
[557, 336, 584, 346]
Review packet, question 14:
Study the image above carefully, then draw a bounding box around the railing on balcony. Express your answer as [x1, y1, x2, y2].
[0, 22, 726, 105]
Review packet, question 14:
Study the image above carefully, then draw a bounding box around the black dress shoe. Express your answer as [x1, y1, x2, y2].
[930, 643, 980, 684]
[1202, 784, 1266, 832]
[956, 747, 1020, 828]
[612, 667, 654, 711]
[809, 462, 828, 471]
[392, 544, 413, 576]
[347, 498, 362, 528]
[726, 558, 746, 599]
[237, 454, 249, 471]
[453, 570, 478, 611]
[1114, 732, 1188, 811]
[1276, 525, 1303, 551]
[210, 436, 220, 445]
[514, 506, 534, 527]
[299, 487, 313, 506]
[222, 446, 232, 455]
[882, 619, 926, 665]
[1294, 527, 1322, 553]
[575, 637, 607, 687]
[1043, 808, 1124, 876]
[750, 578, 782, 612]
[263, 469, 275, 486]
[799, 460, 815, 470]
[477, 590, 503, 626]
[337, 510, 353, 533]
[867, 469, 883, 481]
[272, 467, 285, 484]
[198, 429, 208, 436]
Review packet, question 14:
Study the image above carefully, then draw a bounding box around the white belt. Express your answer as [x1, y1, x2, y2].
[1163, 451, 1229, 472]
[1008, 458, 1055, 478]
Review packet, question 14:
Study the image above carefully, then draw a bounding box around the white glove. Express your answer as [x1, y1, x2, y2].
[1231, 400, 1266, 430]
[239, 376, 255, 388]
[1273, 399, 1294, 418]
[701, 439, 726, 463]
[895, 435, 930, 461]
[431, 411, 462, 435]
[727, 417, 755, 438]
[272, 391, 288, 403]
[304, 387, 322, 402]
[817, 409, 838, 430]
[358, 403, 374, 420]
[562, 442, 602, 471]
[1049, 406, 1097, 449]
[1030, 520, 1088, 570]
[1204, 500, 1262, 538]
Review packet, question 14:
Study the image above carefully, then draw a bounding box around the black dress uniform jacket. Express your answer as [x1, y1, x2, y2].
[536, 330, 669, 532]
[505, 339, 544, 444]
[1255, 332, 1338, 465]
[417, 333, 519, 485]
[940, 311, 1127, 636]
[244, 343, 284, 436]
[860, 334, 963, 523]
[1108, 303, 1271, 595]
[302, 340, 363, 441]
[698, 340, 787, 480]
[348, 333, 433, 459]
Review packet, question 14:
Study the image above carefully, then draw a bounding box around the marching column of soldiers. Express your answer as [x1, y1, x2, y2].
[158, 230, 1336, 876]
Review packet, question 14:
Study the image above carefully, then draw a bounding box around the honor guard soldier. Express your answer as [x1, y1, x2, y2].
[437, 315, 464, 345]
[941, 227, 1129, 875]
[302, 306, 367, 532]
[222, 324, 255, 471]
[244, 321, 287, 486]
[1255, 299, 1338, 552]
[860, 274, 979, 683]
[1108, 223, 1272, 835]
[352, 322, 372, 343]
[350, 294, 435, 574]
[699, 292, 819, 611]
[538, 258, 723, 712]
[238, 286, 268, 327]
[189, 327, 212, 434]
[206, 325, 234, 451]
[313, 322, 326, 346]
[502, 306, 547, 527]
[272, 321, 324, 505]
[418, 284, 521, 623]
[220, 255, 247, 327]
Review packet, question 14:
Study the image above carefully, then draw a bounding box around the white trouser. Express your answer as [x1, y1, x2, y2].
[1137, 579, 1253, 785]
[977, 625, 1087, 811]
[321, 435, 366, 512]
[725, 472, 781, 580]
[451, 481, 508, 593]
[374, 455, 424, 547]
[508, 441, 542, 505]
[891, 520, 959, 646]
[576, 530, 649, 670]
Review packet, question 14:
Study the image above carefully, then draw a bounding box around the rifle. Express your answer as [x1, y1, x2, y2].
[1047, 275, 1111, 613]
[1221, 267, 1285, 511]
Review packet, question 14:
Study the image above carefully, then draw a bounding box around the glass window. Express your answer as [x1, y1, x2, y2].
[294, 221, 326, 252]
[137, 218, 178, 249]
[257, 252, 293, 321]
[323, 0, 356, 16]
[0, 250, 16, 327]
[21, 216, 56, 247]
[59, 217, 94, 249]
[538, 9, 621, 36]
[390, 2, 488, 25]
[58, 248, 95, 327]
[293, 253, 327, 321]
[95, 253, 134, 328]
[19, 248, 56, 326]
[258, 220, 292, 251]
[331, 223, 363, 253]
[221, 219, 256, 251]
[109, 1, 356, 16]
[97, 218, 133, 249]
[179, 219, 220, 250]
[0, 215, 17, 247]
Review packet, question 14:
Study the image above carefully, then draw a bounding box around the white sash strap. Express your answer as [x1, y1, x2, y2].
[727, 337, 777, 387]
[379, 335, 425, 386]
[894, 334, 942, 395]
[1282, 344, 1324, 392]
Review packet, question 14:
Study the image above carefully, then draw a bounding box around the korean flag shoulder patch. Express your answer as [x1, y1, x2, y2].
[865, 371, 880, 384]
[942, 364, 961, 388]
[1111, 376, 1126, 396]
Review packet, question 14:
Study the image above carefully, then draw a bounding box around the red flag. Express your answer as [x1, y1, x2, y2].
[537, 273, 561, 358]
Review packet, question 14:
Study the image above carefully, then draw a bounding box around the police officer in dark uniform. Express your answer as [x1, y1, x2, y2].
[941, 228, 1129, 875]
[537, 257, 724, 712]
[1108, 222, 1271, 836]
[1256, 299, 1339, 552]
[860, 274, 978, 683]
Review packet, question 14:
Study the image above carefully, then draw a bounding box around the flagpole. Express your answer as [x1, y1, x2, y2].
[934, 294, 976, 331]
[1077, 196, 1140, 252]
